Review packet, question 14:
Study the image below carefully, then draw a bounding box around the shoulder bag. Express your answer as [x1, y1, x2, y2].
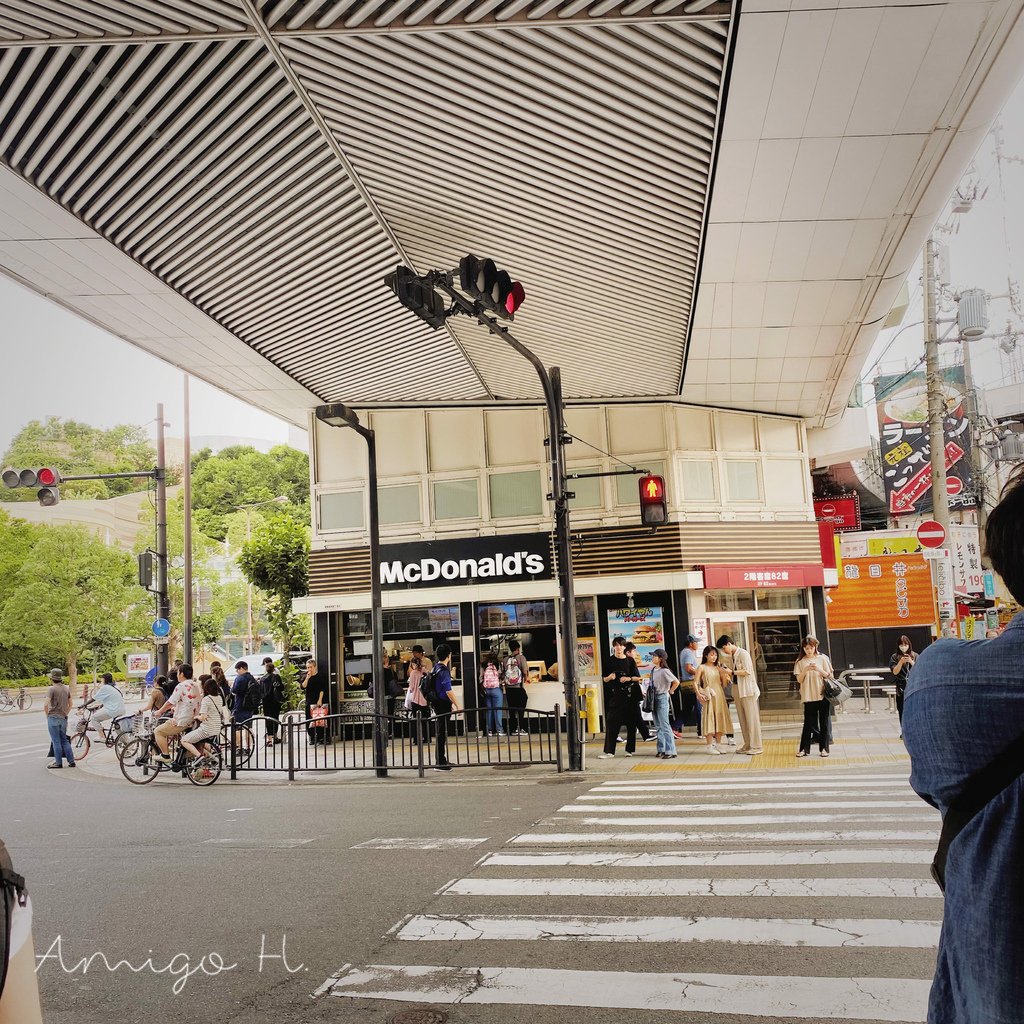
[931, 730, 1024, 892]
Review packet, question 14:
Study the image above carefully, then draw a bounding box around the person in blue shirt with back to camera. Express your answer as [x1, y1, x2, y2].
[904, 465, 1024, 1024]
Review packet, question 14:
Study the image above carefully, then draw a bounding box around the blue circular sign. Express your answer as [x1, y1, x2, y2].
[152, 618, 171, 638]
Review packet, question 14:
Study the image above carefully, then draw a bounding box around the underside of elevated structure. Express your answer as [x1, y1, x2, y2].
[1, 0, 1022, 427]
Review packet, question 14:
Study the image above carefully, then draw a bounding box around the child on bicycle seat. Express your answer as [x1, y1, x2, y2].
[180, 679, 229, 761]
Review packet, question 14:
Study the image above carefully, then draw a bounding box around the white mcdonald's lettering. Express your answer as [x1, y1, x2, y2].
[379, 551, 546, 585]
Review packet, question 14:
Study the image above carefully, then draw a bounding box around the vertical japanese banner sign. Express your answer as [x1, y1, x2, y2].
[876, 368, 977, 515]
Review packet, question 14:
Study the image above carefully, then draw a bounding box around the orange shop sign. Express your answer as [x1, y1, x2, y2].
[826, 553, 936, 630]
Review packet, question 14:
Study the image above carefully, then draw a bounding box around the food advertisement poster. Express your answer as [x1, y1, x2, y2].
[576, 637, 596, 678]
[126, 652, 151, 677]
[826, 554, 937, 629]
[607, 607, 664, 677]
[876, 368, 976, 514]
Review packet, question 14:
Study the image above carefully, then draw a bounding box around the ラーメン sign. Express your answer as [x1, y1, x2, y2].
[378, 533, 552, 591]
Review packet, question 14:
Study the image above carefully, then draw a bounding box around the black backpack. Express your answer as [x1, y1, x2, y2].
[242, 676, 263, 714]
[1, 838, 27, 997]
[420, 667, 440, 704]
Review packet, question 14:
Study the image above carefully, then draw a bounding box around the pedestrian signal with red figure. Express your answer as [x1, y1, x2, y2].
[639, 475, 667, 526]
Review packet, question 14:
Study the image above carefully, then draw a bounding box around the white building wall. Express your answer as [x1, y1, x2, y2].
[310, 401, 813, 548]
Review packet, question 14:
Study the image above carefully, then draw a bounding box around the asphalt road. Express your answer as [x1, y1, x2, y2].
[0, 710, 586, 1024]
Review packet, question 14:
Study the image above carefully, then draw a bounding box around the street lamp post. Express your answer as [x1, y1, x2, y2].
[314, 404, 387, 779]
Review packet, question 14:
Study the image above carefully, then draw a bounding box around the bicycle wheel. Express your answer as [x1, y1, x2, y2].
[113, 732, 134, 759]
[69, 731, 90, 760]
[0, 697, 11, 713]
[117, 739, 164, 785]
[16, 692, 32, 711]
[222, 725, 255, 767]
[186, 750, 221, 787]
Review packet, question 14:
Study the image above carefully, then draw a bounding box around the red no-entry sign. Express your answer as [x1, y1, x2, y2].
[917, 519, 946, 548]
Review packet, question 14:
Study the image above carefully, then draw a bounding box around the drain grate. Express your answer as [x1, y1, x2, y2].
[388, 1011, 449, 1024]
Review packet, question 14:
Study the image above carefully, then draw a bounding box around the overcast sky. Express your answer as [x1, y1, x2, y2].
[2, 75, 1024, 456]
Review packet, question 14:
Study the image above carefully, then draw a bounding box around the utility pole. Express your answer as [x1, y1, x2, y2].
[183, 375, 194, 663]
[923, 240, 955, 636]
[155, 403, 171, 675]
[960, 335, 993, 570]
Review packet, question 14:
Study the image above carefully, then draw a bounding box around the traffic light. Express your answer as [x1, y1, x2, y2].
[639, 474, 667, 526]
[384, 265, 447, 330]
[138, 550, 155, 590]
[458, 254, 525, 320]
[1, 466, 61, 505]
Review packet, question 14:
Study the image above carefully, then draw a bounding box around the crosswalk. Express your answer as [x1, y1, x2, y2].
[0, 721, 47, 765]
[322, 767, 942, 1022]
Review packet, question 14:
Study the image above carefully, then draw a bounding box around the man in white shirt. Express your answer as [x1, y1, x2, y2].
[717, 635, 763, 755]
[153, 664, 200, 762]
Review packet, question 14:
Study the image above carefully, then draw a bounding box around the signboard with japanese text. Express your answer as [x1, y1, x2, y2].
[606, 607, 664, 678]
[813, 495, 861, 532]
[876, 368, 977, 514]
[126, 652, 151, 677]
[702, 564, 825, 589]
[826, 553, 937, 630]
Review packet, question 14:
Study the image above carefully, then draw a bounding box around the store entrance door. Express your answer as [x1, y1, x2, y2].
[752, 617, 806, 707]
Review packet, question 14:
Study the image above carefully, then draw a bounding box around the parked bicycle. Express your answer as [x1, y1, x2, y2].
[0, 687, 33, 712]
[67, 706, 135, 760]
[117, 724, 221, 787]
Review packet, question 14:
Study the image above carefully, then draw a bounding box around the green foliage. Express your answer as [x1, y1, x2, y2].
[190, 445, 309, 540]
[1, 418, 164, 500]
[238, 516, 310, 667]
[279, 662, 304, 713]
[0, 524, 145, 685]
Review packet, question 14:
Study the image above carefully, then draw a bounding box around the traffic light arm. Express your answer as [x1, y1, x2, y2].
[59, 470, 158, 482]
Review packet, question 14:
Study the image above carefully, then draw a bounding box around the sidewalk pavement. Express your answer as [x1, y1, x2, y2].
[70, 703, 907, 786]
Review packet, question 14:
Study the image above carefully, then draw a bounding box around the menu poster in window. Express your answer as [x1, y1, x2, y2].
[428, 606, 459, 632]
[576, 637, 596, 678]
[607, 607, 664, 677]
[516, 600, 554, 626]
[478, 604, 518, 631]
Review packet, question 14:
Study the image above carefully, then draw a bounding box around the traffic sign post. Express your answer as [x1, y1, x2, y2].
[152, 618, 171, 638]
[917, 520, 947, 549]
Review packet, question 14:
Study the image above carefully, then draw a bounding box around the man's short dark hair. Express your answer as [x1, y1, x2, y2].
[435, 642, 452, 662]
[101, 672, 114, 685]
[235, 661, 247, 671]
[178, 663, 194, 679]
[509, 640, 521, 652]
[412, 645, 424, 655]
[263, 657, 274, 665]
[612, 636, 626, 646]
[986, 465, 1024, 604]
[716, 635, 733, 648]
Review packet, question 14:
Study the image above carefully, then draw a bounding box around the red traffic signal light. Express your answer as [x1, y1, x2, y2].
[639, 474, 667, 526]
[37, 467, 60, 487]
[458, 254, 525, 321]
[2, 466, 62, 505]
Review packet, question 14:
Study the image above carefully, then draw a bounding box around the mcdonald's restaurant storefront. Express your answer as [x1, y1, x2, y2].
[294, 521, 828, 723]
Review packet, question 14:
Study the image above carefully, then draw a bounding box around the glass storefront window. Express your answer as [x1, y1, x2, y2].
[575, 596, 596, 628]
[478, 601, 555, 631]
[705, 590, 755, 611]
[320, 491, 364, 530]
[755, 588, 807, 610]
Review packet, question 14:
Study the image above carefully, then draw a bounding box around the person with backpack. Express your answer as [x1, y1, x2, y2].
[502, 640, 529, 736]
[421, 643, 459, 771]
[259, 657, 285, 745]
[480, 652, 504, 736]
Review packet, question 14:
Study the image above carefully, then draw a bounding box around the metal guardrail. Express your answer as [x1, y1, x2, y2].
[838, 668, 893, 714]
[226, 705, 564, 780]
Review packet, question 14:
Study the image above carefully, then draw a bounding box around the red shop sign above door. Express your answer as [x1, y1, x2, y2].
[702, 564, 826, 589]
[812, 494, 861, 532]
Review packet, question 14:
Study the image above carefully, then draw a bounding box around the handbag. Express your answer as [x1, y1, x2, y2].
[642, 683, 656, 715]
[822, 677, 851, 708]
[309, 691, 328, 729]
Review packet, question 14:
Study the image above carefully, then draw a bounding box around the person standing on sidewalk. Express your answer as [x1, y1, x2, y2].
[650, 650, 678, 758]
[693, 646, 730, 754]
[794, 637, 833, 758]
[480, 652, 504, 736]
[678, 634, 701, 737]
[43, 669, 75, 770]
[717, 636, 763, 755]
[623, 641, 653, 743]
[889, 636, 916, 733]
[502, 640, 530, 736]
[427, 643, 459, 771]
[260, 657, 285, 746]
[599, 637, 638, 758]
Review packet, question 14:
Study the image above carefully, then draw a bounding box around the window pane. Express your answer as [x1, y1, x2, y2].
[705, 590, 755, 611]
[575, 596, 596, 626]
[380, 484, 421, 526]
[680, 460, 716, 501]
[569, 472, 602, 510]
[489, 469, 543, 518]
[755, 588, 807, 610]
[615, 459, 665, 506]
[725, 460, 761, 501]
[433, 478, 479, 520]
[319, 491, 364, 530]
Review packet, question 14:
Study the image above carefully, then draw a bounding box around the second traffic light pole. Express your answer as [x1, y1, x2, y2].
[431, 272, 583, 772]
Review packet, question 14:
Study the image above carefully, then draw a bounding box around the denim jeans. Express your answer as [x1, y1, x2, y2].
[482, 687, 504, 734]
[47, 715, 75, 766]
[654, 692, 676, 755]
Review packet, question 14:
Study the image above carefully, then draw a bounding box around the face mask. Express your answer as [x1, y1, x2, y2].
[899, 645, 909, 653]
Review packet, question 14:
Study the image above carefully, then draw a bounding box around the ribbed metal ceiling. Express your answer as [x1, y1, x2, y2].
[0, 0, 735, 403]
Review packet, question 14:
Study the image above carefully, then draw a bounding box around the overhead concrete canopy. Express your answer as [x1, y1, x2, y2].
[1, 0, 1022, 427]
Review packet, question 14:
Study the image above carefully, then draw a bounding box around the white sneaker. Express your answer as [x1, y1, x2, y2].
[597, 752, 615, 759]
[623, 750, 634, 757]
[727, 737, 736, 746]
[709, 744, 722, 755]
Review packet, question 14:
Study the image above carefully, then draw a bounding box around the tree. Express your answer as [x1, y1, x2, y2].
[190, 445, 309, 540]
[237, 516, 310, 668]
[0, 510, 47, 678]
[1, 418, 164, 500]
[0, 525, 145, 685]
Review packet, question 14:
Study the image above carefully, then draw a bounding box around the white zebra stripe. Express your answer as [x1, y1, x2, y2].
[597, 779, 912, 793]
[479, 849, 933, 867]
[567, 813, 935, 826]
[394, 913, 941, 947]
[326, 964, 929, 1021]
[511, 830, 937, 844]
[562, 801, 931, 812]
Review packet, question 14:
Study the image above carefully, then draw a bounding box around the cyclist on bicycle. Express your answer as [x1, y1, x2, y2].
[152, 665, 200, 763]
[180, 679, 229, 761]
[84, 673, 126, 743]
[142, 677, 171, 720]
